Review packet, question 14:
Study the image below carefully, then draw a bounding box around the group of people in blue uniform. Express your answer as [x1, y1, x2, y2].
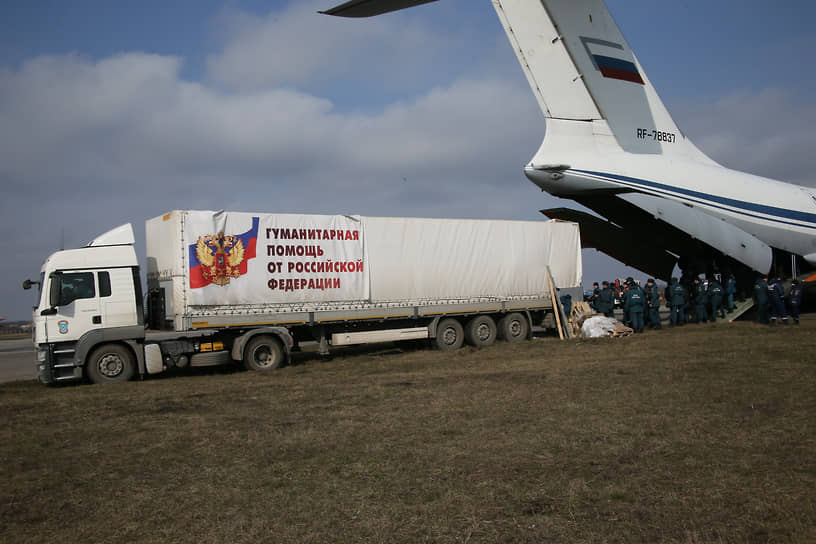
[752, 276, 804, 325]
[588, 277, 663, 333]
[589, 273, 804, 330]
[664, 275, 736, 326]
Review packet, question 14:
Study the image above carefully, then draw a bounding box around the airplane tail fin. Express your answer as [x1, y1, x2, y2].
[493, 0, 716, 163]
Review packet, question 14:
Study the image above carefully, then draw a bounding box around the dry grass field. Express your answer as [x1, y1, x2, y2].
[2, 319, 815, 543]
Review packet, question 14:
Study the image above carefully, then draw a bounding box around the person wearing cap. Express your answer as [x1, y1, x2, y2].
[621, 279, 631, 327]
[787, 279, 804, 325]
[623, 277, 645, 333]
[590, 282, 600, 312]
[645, 278, 661, 330]
[598, 281, 615, 317]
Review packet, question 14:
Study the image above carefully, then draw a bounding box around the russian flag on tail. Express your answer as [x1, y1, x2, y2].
[581, 37, 645, 85]
[189, 217, 259, 289]
[592, 54, 644, 85]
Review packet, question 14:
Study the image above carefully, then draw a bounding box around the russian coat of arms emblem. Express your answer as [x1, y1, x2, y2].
[195, 231, 246, 286]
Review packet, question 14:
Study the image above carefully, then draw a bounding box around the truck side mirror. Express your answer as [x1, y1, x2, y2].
[23, 279, 33, 290]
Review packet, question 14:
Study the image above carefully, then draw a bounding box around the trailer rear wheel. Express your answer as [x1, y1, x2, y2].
[86, 344, 136, 384]
[465, 315, 497, 347]
[498, 312, 529, 342]
[243, 336, 284, 371]
[434, 318, 464, 351]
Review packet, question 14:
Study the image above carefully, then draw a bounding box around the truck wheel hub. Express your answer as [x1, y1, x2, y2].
[98, 354, 123, 377]
[508, 321, 521, 336]
[477, 324, 491, 341]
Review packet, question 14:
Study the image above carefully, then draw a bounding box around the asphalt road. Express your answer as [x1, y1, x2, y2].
[0, 338, 35, 383]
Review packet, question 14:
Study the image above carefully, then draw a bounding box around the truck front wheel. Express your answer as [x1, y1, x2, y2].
[86, 344, 136, 384]
[243, 336, 284, 371]
[434, 318, 464, 351]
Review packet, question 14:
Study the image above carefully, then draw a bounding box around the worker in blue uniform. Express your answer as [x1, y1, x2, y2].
[693, 277, 708, 323]
[753, 277, 769, 324]
[621, 281, 631, 327]
[598, 281, 614, 317]
[768, 276, 788, 325]
[590, 282, 600, 311]
[623, 278, 645, 333]
[707, 277, 725, 320]
[645, 278, 661, 329]
[787, 279, 803, 325]
[669, 277, 686, 326]
[725, 274, 737, 312]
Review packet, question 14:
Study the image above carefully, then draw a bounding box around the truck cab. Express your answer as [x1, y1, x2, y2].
[29, 224, 145, 384]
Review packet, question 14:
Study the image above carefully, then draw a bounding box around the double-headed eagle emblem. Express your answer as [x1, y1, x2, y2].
[196, 231, 246, 286]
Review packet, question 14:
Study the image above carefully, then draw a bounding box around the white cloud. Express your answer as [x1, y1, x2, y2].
[673, 89, 816, 186]
[205, 0, 456, 93]
[0, 52, 539, 195]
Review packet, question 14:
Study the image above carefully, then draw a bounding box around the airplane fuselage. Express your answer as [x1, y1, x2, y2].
[526, 153, 816, 263]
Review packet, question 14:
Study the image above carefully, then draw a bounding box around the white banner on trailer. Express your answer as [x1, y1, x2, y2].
[147, 211, 581, 312]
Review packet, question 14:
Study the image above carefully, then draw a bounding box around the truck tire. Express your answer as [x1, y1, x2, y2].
[498, 312, 529, 343]
[86, 344, 136, 384]
[434, 318, 464, 351]
[243, 335, 284, 371]
[465, 315, 497, 347]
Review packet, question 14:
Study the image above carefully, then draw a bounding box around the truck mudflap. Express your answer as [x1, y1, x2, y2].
[145, 343, 163, 374]
[230, 327, 294, 364]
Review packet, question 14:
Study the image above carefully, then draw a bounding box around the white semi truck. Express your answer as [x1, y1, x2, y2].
[24, 210, 582, 385]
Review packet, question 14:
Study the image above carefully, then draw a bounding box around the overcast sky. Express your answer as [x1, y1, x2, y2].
[2, 0, 815, 320]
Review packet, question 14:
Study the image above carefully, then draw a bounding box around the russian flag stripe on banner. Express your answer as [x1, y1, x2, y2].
[593, 54, 644, 84]
[189, 217, 259, 288]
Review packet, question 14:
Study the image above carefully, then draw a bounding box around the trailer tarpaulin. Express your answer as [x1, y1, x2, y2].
[362, 217, 581, 301]
[146, 211, 581, 314]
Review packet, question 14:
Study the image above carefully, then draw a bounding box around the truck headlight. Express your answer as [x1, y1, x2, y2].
[37, 349, 47, 362]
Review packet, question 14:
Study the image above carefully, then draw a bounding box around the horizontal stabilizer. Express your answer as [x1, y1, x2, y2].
[320, 0, 438, 17]
[541, 207, 676, 279]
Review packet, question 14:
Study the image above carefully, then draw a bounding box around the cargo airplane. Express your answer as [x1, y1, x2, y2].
[321, 0, 816, 287]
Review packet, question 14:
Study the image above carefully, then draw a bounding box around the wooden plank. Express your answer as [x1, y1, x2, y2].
[546, 267, 564, 340]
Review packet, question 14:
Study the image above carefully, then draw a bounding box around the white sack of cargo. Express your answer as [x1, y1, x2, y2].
[146, 210, 581, 326]
[580, 316, 633, 338]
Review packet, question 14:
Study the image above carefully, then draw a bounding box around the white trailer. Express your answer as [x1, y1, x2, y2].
[26, 210, 582, 385]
